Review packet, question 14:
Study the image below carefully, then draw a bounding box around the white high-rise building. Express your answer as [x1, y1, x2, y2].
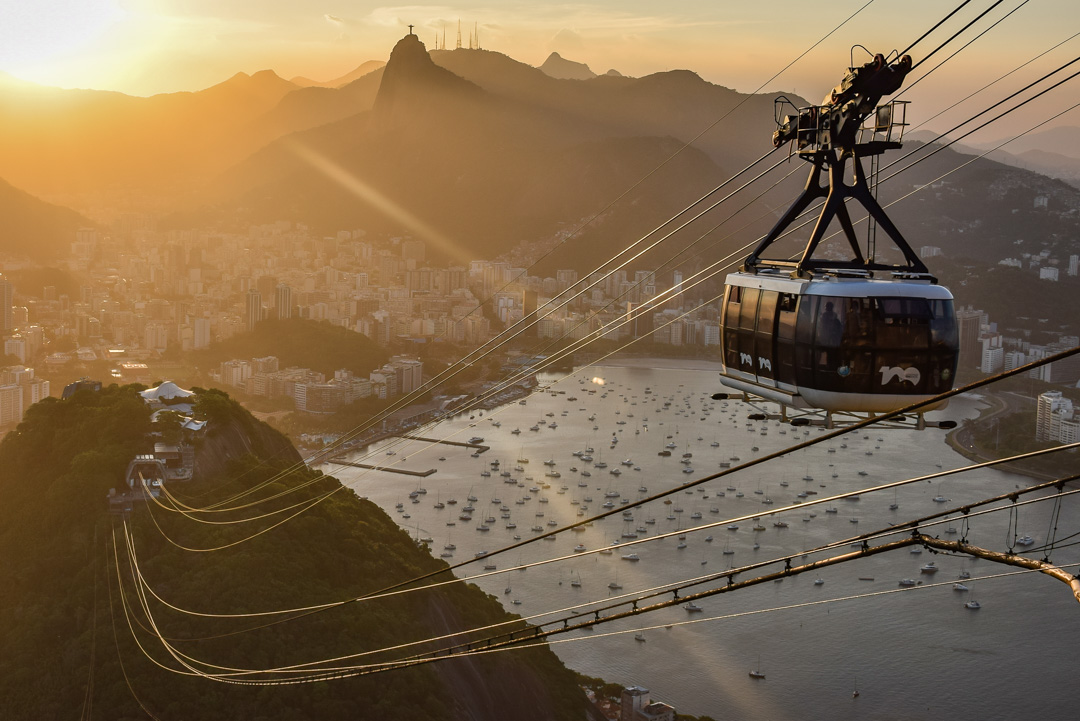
[0, 385, 22, 426]
[979, 334, 1003, 374]
[0, 274, 13, 335]
[4, 335, 26, 363]
[1036, 390, 1074, 442]
[193, 318, 211, 349]
[0, 366, 49, 427]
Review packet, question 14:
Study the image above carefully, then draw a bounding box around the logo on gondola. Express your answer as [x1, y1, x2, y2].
[879, 366, 921, 386]
[758, 357, 772, 372]
[740, 352, 753, 367]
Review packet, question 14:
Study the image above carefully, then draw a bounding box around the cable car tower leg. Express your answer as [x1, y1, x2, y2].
[847, 148, 928, 273]
[796, 151, 869, 274]
[743, 161, 828, 274]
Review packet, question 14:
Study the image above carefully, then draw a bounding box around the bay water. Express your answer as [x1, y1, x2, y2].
[325, 361, 1078, 720]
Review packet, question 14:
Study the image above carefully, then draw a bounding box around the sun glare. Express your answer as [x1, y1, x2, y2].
[286, 139, 471, 267]
[0, 0, 126, 84]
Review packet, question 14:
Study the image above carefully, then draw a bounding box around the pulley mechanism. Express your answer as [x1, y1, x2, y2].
[746, 51, 924, 278]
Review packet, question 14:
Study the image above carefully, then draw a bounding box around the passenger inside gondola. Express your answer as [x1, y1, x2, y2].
[818, 301, 843, 346]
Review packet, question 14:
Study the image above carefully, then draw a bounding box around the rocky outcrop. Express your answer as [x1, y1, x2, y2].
[192, 394, 302, 480]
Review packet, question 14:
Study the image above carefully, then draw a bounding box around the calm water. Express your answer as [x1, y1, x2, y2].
[324, 363, 1079, 720]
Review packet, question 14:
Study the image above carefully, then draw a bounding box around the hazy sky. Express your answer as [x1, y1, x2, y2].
[2, 1, 1078, 138]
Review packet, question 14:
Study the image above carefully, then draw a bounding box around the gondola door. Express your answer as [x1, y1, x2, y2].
[754, 291, 778, 386]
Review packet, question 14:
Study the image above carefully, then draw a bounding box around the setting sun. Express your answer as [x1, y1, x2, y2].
[0, 0, 125, 84]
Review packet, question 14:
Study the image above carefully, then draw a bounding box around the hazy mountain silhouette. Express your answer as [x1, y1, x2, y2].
[209, 34, 766, 272]
[9, 32, 1071, 283]
[0, 70, 299, 207]
[539, 52, 597, 80]
[974, 125, 1080, 160]
[372, 33, 485, 121]
[245, 67, 384, 147]
[0, 35, 793, 245]
[909, 129, 1080, 191]
[290, 60, 385, 88]
[428, 48, 786, 172]
[0, 177, 93, 260]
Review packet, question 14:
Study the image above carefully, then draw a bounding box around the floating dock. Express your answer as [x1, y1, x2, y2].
[399, 435, 489, 453]
[327, 459, 437, 477]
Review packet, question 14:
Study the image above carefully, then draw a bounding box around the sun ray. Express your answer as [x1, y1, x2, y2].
[284, 138, 471, 266]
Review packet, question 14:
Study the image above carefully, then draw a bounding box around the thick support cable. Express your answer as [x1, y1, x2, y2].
[900, 0, 973, 56]
[911, 0, 1006, 70]
[921, 536, 1080, 604]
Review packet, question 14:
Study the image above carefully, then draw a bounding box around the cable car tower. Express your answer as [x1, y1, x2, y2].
[718, 51, 959, 429]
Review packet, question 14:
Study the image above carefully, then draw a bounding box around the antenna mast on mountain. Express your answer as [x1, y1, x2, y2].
[475, 22, 480, 50]
[456, 20, 462, 49]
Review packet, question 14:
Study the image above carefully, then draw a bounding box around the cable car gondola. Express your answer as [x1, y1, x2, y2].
[718, 51, 958, 425]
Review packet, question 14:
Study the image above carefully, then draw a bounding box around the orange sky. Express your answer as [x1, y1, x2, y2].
[2, 1, 1078, 140]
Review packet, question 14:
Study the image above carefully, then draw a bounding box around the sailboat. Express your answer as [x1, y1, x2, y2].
[749, 655, 765, 679]
[852, 676, 860, 698]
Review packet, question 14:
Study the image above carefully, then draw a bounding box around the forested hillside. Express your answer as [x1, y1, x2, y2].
[0, 385, 588, 720]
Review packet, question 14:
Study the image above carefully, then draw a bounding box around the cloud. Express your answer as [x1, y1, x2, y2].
[325, 14, 345, 26]
[550, 28, 584, 54]
[365, 6, 455, 29]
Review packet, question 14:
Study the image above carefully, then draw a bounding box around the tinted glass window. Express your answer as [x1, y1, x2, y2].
[738, 287, 759, 330]
[755, 291, 778, 381]
[815, 298, 844, 347]
[929, 300, 958, 349]
[874, 297, 929, 349]
[800, 293, 959, 396]
[722, 286, 741, 369]
[776, 293, 798, 386]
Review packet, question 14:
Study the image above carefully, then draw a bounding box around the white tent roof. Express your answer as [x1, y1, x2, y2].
[140, 381, 195, 401]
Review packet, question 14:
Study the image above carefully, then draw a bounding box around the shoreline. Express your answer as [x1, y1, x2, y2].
[945, 388, 1068, 484]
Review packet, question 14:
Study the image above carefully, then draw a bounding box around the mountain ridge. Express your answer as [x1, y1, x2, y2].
[540, 51, 597, 80]
[0, 177, 94, 260]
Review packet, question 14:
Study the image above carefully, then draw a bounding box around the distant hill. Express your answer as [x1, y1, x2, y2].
[0, 384, 589, 720]
[428, 48, 789, 171]
[911, 128, 1080, 190]
[242, 67, 385, 149]
[192, 318, 388, 376]
[291, 60, 385, 88]
[974, 125, 1080, 161]
[873, 141, 1080, 259]
[539, 52, 597, 80]
[0, 177, 92, 260]
[0, 70, 300, 208]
